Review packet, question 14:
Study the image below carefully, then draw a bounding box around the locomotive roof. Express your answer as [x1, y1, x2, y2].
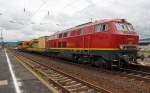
[53, 19, 128, 35]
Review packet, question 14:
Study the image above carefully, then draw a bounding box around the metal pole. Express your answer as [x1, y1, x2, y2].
[0, 30, 4, 48]
[0, 31, 2, 48]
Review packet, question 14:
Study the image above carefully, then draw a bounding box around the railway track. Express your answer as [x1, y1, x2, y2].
[117, 67, 150, 82]
[13, 50, 150, 83]
[11, 50, 111, 93]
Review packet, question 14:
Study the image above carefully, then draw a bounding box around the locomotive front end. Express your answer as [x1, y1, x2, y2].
[112, 19, 139, 65]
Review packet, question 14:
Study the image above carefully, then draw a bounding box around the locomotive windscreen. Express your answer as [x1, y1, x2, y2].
[115, 23, 135, 32]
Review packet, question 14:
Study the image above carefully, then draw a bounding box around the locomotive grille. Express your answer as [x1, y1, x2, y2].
[120, 45, 138, 50]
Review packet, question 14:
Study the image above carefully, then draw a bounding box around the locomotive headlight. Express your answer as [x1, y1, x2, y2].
[120, 45, 124, 49]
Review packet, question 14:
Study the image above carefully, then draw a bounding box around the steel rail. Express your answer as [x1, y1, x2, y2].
[12, 50, 112, 93]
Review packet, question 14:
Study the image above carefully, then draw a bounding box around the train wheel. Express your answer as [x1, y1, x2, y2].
[118, 59, 128, 68]
[118, 55, 130, 68]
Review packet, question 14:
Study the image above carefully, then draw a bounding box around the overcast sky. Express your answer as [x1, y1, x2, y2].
[0, 0, 149, 41]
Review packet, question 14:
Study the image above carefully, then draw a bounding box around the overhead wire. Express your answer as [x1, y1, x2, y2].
[23, 0, 150, 38]
[31, 0, 50, 17]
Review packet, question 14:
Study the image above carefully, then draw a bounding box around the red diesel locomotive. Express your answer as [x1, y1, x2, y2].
[45, 19, 139, 67]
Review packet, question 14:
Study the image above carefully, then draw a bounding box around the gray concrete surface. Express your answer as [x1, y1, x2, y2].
[0, 48, 16, 93]
[0, 48, 53, 93]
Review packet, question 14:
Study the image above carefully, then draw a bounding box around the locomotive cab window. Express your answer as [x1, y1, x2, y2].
[127, 24, 134, 31]
[80, 29, 84, 35]
[95, 24, 108, 32]
[58, 34, 62, 38]
[101, 24, 108, 31]
[95, 24, 101, 32]
[63, 32, 68, 37]
[115, 23, 133, 31]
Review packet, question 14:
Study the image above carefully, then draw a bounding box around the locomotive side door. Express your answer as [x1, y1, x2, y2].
[81, 27, 93, 54]
[87, 34, 91, 54]
[84, 34, 91, 54]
